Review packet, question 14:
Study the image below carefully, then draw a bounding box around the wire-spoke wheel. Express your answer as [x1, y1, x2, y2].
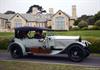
[10, 44, 23, 58]
[68, 44, 85, 62]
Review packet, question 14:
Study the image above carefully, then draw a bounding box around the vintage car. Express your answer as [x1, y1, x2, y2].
[8, 27, 90, 62]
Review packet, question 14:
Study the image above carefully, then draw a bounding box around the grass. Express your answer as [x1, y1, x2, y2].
[0, 50, 8, 53]
[0, 61, 100, 70]
[91, 53, 100, 57]
[53, 30, 100, 39]
[0, 32, 14, 38]
[0, 30, 100, 38]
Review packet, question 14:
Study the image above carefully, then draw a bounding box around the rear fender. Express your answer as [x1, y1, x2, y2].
[8, 42, 27, 55]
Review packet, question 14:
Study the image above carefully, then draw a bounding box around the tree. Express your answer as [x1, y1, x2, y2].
[94, 11, 100, 22]
[78, 20, 88, 28]
[87, 16, 95, 25]
[74, 11, 100, 26]
[95, 20, 100, 26]
[27, 5, 46, 13]
[74, 18, 82, 26]
[80, 15, 89, 21]
[74, 19, 81, 25]
[4, 10, 15, 14]
[74, 15, 89, 25]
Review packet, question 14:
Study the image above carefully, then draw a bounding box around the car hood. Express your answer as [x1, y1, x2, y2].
[47, 36, 80, 40]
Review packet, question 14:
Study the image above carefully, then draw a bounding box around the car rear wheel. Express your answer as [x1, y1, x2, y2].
[10, 44, 23, 58]
[67, 44, 85, 62]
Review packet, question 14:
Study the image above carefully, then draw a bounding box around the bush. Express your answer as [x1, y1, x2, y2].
[95, 20, 100, 26]
[88, 26, 100, 30]
[78, 20, 88, 28]
[81, 27, 88, 30]
[70, 27, 80, 31]
[86, 38, 100, 53]
[0, 37, 10, 49]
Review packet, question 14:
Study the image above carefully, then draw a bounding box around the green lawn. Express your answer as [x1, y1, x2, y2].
[53, 30, 100, 39]
[0, 61, 100, 70]
[0, 32, 14, 38]
[0, 30, 100, 38]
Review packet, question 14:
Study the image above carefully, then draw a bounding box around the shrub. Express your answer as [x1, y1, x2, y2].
[95, 20, 100, 26]
[88, 26, 100, 30]
[0, 37, 10, 49]
[70, 27, 80, 31]
[78, 20, 88, 28]
[74, 19, 80, 26]
[86, 38, 100, 53]
[81, 27, 88, 30]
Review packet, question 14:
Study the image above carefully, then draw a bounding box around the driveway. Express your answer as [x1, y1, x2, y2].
[0, 50, 100, 67]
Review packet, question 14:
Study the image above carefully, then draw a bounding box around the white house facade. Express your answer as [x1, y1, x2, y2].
[0, 5, 77, 32]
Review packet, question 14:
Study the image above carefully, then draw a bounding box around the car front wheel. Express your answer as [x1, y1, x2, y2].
[67, 44, 85, 62]
[84, 47, 90, 58]
[9, 44, 23, 58]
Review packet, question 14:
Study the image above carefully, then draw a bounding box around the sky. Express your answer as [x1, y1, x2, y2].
[0, 0, 100, 17]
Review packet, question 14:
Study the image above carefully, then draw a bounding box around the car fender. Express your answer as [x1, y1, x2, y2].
[76, 41, 87, 47]
[60, 41, 87, 54]
[65, 41, 87, 50]
[8, 42, 27, 55]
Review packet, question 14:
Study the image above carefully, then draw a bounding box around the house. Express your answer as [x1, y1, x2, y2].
[0, 5, 77, 32]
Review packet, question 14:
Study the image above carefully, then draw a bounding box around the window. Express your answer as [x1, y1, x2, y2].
[14, 18, 22, 27]
[28, 23, 32, 26]
[55, 16, 65, 30]
[15, 23, 22, 27]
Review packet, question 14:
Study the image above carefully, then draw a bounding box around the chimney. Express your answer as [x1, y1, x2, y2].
[49, 8, 54, 14]
[72, 5, 77, 19]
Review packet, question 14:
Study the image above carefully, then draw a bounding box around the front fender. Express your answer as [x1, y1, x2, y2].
[8, 42, 27, 55]
[72, 40, 91, 47]
[81, 40, 91, 46]
[60, 41, 90, 54]
[76, 41, 87, 47]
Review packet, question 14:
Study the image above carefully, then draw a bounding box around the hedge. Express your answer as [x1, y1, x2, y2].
[0, 37, 100, 53]
[86, 38, 100, 53]
[0, 37, 10, 50]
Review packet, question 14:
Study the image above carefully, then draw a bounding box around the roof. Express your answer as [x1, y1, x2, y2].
[53, 10, 70, 18]
[0, 13, 53, 22]
[0, 10, 74, 22]
[0, 13, 15, 20]
[15, 26, 49, 31]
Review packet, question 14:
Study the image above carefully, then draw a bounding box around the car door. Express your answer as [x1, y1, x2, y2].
[23, 38, 51, 54]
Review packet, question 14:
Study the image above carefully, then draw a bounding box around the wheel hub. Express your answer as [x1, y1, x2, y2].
[73, 51, 78, 56]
